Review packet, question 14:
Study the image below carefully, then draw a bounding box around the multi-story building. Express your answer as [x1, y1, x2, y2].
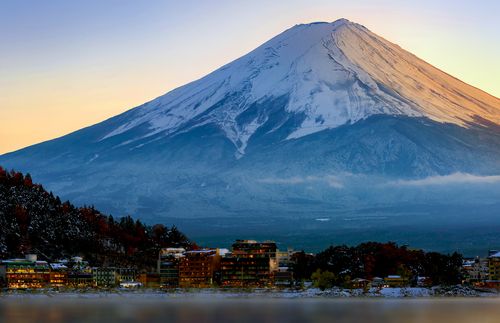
[487, 251, 500, 287]
[92, 267, 136, 287]
[116, 268, 137, 284]
[66, 257, 93, 288]
[221, 240, 277, 287]
[93, 267, 117, 287]
[463, 257, 488, 284]
[158, 248, 185, 287]
[179, 250, 221, 288]
[0, 255, 50, 289]
[49, 263, 68, 288]
[475, 258, 490, 282]
[384, 275, 409, 287]
[274, 248, 294, 286]
[272, 268, 293, 287]
[67, 272, 93, 288]
[231, 240, 277, 259]
[276, 248, 294, 267]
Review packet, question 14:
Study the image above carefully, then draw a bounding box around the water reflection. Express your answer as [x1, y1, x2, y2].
[1, 297, 500, 323]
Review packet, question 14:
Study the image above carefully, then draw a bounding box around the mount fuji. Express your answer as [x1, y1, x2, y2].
[2, 19, 500, 253]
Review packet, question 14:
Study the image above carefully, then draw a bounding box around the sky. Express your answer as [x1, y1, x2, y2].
[0, 0, 499, 154]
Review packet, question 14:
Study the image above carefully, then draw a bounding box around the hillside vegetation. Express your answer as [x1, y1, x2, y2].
[0, 167, 192, 270]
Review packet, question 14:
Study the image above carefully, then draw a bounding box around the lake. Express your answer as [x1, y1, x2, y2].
[1, 295, 500, 323]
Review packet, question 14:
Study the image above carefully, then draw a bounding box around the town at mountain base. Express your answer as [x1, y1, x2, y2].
[4, 168, 500, 292]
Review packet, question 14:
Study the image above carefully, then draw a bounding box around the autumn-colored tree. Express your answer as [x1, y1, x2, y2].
[23, 173, 33, 187]
[0, 168, 192, 269]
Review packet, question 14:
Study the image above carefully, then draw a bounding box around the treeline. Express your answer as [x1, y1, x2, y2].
[292, 242, 463, 288]
[0, 167, 193, 270]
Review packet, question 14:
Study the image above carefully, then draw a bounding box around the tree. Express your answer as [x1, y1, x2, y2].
[397, 264, 412, 280]
[24, 173, 33, 187]
[311, 269, 336, 290]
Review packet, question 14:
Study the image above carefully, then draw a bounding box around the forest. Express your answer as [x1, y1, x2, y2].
[0, 167, 193, 271]
[293, 242, 463, 288]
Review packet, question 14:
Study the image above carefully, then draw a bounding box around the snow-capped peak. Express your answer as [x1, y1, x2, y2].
[100, 18, 500, 156]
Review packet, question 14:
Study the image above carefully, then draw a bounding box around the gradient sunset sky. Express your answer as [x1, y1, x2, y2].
[1, 0, 499, 154]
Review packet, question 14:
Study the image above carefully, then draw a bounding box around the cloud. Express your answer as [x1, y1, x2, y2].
[258, 177, 307, 185]
[257, 175, 344, 188]
[257, 172, 500, 189]
[387, 173, 500, 186]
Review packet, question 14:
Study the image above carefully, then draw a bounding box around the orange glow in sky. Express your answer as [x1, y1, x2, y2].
[0, 0, 498, 154]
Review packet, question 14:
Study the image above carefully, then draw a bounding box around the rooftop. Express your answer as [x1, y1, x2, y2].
[489, 252, 500, 258]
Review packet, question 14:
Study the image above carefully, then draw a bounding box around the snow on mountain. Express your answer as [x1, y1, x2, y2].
[2, 19, 500, 252]
[98, 18, 500, 156]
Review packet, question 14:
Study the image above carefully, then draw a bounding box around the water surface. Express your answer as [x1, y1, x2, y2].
[1, 296, 500, 323]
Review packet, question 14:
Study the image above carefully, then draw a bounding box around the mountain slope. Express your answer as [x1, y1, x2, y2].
[1, 19, 500, 252]
[91, 19, 499, 156]
[8, 19, 494, 160]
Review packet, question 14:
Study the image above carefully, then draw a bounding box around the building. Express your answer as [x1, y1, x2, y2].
[93, 267, 117, 287]
[92, 267, 136, 287]
[462, 259, 475, 283]
[231, 240, 277, 259]
[384, 275, 409, 287]
[67, 272, 93, 288]
[416, 276, 432, 287]
[221, 240, 277, 287]
[158, 248, 185, 287]
[463, 257, 488, 284]
[486, 251, 500, 288]
[221, 256, 272, 287]
[0, 255, 50, 289]
[66, 257, 93, 288]
[49, 263, 68, 288]
[116, 268, 137, 284]
[371, 277, 384, 288]
[488, 251, 500, 280]
[272, 268, 294, 287]
[138, 273, 161, 288]
[350, 278, 371, 289]
[273, 248, 294, 286]
[276, 248, 294, 267]
[179, 250, 221, 288]
[44, 257, 94, 289]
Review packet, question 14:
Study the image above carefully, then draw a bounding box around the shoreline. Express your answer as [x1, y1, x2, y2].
[1, 286, 498, 299]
